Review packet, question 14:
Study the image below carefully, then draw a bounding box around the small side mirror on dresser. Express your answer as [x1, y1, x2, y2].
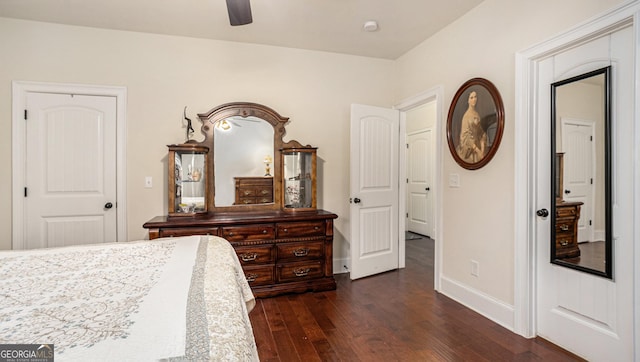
[167, 142, 209, 216]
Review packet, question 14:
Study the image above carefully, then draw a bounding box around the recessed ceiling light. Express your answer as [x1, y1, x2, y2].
[363, 20, 379, 32]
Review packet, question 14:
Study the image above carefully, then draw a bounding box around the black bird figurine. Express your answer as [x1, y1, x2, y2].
[184, 106, 194, 142]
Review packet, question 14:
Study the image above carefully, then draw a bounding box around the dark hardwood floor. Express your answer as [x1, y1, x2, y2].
[249, 235, 584, 361]
[564, 241, 606, 272]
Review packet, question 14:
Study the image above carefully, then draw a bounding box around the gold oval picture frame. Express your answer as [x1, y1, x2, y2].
[446, 78, 504, 170]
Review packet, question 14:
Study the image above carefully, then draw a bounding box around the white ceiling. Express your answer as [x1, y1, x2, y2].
[0, 0, 483, 60]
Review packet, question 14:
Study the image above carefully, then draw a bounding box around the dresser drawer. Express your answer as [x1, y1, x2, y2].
[238, 187, 272, 197]
[276, 221, 325, 238]
[221, 224, 275, 242]
[277, 260, 324, 282]
[277, 241, 324, 261]
[242, 265, 275, 286]
[556, 205, 580, 218]
[555, 220, 574, 233]
[235, 245, 275, 264]
[237, 197, 257, 205]
[159, 227, 218, 238]
[555, 232, 576, 249]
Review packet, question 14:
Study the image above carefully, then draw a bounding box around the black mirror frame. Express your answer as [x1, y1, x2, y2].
[550, 66, 613, 279]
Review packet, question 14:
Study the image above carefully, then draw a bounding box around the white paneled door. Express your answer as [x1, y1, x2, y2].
[349, 104, 400, 280]
[535, 27, 633, 361]
[25, 92, 117, 249]
[406, 130, 433, 237]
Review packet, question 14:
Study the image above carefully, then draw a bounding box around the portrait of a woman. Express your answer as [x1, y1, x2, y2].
[456, 91, 487, 163]
[446, 78, 504, 170]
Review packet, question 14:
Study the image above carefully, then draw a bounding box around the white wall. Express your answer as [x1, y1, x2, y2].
[0, 0, 628, 333]
[393, 0, 624, 309]
[0, 17, 395, 255]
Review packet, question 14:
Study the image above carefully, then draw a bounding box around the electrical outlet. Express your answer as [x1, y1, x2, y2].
[145, 176, 153, 188]
[471, 260, 479, 277]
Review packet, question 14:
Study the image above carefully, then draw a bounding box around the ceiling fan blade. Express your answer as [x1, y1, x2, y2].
[226, 0, 253, 26]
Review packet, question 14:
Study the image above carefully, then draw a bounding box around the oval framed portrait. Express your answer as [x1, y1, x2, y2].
[446, 78, 504, 170]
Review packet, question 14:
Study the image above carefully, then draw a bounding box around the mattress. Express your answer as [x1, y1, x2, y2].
[0, 235, 258, 361]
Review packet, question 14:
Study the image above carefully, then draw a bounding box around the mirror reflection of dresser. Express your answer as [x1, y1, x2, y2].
[554, 152, 582, 259]
[234, 176, 274, 205]
[143, 102, 337, 298]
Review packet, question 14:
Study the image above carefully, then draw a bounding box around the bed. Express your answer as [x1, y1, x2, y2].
[0, 235, 258, 361]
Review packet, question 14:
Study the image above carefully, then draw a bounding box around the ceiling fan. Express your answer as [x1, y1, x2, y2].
[226, 0, 253, 26]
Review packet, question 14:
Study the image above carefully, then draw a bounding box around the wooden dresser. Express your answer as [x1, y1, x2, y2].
[234, 176, 274, 205]
[554, 201, 582, 259]
[143, 210, 337, 298]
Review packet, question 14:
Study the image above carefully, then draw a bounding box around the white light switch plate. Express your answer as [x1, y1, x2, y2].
[145, 176, 153, 188]
[449, 173, 460, 188]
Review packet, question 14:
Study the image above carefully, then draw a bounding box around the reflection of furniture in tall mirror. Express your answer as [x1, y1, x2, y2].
[551, 66, 612, 278]
[554, 152, 581, 259]
[143, 102, 337, 297]
[168, 143, 208, 216]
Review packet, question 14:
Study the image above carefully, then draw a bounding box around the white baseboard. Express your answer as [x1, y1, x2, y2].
[333, 257, 350, 274]
[594, 229, 605, 242]
[439, 275, 515, 332]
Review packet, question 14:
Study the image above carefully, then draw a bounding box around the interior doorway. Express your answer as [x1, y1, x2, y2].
[405, 102, 436, 239]
[396, 87, 443, 290]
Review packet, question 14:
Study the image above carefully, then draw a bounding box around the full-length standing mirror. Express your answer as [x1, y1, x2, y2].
[550, 66, 612, 278]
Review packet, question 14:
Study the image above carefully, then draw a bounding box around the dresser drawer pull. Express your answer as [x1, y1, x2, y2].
[293, 248, 309, 257]
[262, 229, 268, 234]
[293, 268, 311, 277]
[560, 225, 569, 231]
[283, 228, 288, 233]
[245, 273, 258, 283]
[228, 232, 234, 236]
[243, 191, 252, 196]
[314, 226, 320, 230]
[260, 189, 269, 195]
[560, 240, 569, 246]
[240, 252, 258, 262]
[242, 199, 252, 204]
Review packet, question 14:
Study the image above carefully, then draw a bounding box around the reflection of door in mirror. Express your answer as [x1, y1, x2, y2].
[213, 116, 274, 206]
[551, 67, 611, 277]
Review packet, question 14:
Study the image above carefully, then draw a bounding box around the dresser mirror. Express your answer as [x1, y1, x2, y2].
[213, 116, 274, 206]
[550, 66, 612, 278]
[197, 102, 289, 212]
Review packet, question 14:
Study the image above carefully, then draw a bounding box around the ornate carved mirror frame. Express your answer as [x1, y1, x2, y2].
[197, 102, 289, 213]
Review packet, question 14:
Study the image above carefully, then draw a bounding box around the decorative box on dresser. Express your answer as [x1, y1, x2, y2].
[144, 102, 338, 298]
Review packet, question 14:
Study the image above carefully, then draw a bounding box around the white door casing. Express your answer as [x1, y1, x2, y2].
[12, 81, 127, 250]
[349, 104, 400, 280]
[406, 130, 433, 237]
[517, 14, 635, 361]
[561, 119, 596, 242]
